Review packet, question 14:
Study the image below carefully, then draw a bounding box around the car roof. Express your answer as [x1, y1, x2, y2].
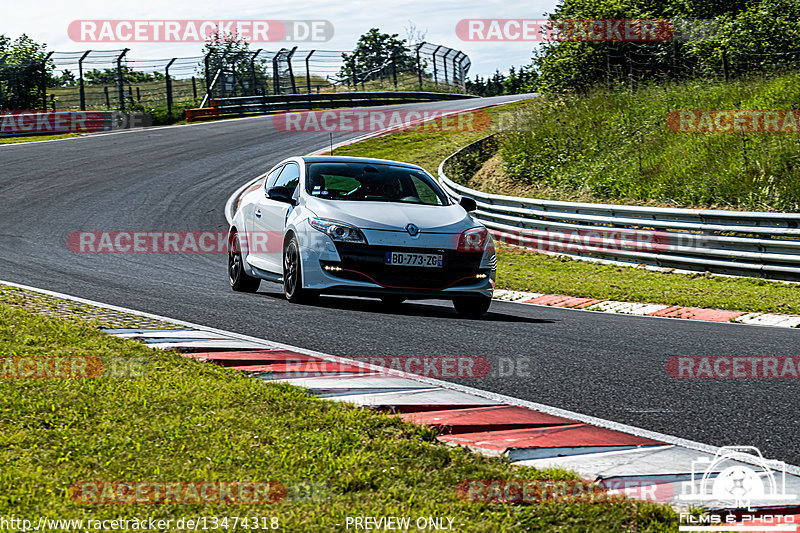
[299, 155, 424, 170]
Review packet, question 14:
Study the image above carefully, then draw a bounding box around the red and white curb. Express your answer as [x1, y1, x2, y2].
[4, 279, 800, 515]
[494, 289, 800, 329]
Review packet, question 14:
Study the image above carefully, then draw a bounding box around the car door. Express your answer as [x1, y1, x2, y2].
[245, 164, 283, 272]
[251, 162, 301, 272]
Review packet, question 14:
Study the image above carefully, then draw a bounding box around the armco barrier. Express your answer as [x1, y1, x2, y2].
[438, 135, 800, 280]
[185, 91, 477, 122]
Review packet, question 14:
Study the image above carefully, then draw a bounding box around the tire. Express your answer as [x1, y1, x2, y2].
[380, 295, 406, 307]
[228, 231, 260, 293]
[453, 295, 492, 318]
[283, 236, 317, 304]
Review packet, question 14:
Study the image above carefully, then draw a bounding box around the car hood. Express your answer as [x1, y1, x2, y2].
[304, 197, 476, 233]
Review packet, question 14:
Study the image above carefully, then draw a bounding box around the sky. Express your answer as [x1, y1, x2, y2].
[3, 0, 558, 77]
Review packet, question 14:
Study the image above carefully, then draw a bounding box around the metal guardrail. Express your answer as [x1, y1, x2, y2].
[185, 91, 476, 121]
[438, 135, 800, 280]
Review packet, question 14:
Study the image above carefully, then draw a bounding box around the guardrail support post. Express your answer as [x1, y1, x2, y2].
[78, 50, 90, 111]
[305, 50, 315, 93]
[350, 58, 357, 90]
[116, 48, 129, 111]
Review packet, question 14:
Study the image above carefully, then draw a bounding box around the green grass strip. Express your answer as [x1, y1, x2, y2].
[0, 302, 677, 531]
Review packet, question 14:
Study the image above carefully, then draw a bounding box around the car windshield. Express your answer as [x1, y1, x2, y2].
[305, 162, 449, 206]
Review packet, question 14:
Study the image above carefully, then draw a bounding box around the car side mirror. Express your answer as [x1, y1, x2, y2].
[267, 186, 296, 205]
[459, 196, 477, 212]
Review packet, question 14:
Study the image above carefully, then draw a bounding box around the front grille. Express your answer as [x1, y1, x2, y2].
[326, 243, 486, 290]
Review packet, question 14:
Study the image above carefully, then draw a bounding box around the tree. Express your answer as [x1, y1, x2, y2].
[200, 30, 270, 97]
[338, 28, 416, 84]
[0, 34, 53, 109]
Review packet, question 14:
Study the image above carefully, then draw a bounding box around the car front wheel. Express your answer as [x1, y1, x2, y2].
[453, 295, 491, 318]
[283, 236, 317, 304]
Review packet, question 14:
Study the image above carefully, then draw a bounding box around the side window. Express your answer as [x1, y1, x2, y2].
[274, 162, 300, 193]
[265, 165, 284, 189]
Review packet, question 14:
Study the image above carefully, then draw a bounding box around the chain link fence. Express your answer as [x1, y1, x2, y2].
[0, 42, 470, 120]
[602, 41, 800, 91]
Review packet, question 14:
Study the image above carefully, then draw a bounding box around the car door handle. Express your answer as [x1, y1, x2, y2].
[255, 209, 262, 218]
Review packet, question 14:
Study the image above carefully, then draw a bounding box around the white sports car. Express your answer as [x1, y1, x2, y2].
[228, 156, 496, 317]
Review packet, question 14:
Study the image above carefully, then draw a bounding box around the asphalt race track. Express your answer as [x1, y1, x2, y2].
[2, 94, 799, 466]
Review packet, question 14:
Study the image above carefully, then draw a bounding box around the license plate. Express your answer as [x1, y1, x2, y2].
[385, 252, 443, 268]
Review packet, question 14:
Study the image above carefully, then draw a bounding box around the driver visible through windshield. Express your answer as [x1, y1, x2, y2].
[305, 162, 449, 206]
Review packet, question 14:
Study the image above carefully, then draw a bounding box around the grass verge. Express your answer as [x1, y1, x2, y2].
[497, 245, 800, 315]
[498, 74, 800, 211]
[332, 100, 800, 315]
[0, 302, 677, 531]
[0, 133, 81, 144]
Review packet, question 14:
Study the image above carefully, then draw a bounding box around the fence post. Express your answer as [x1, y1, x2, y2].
[350, 58, 357, 90]
[452, 51, 465, 90]
[305, 50, 315, 93]
[432, 45, 442, 85]
[165, 57, 176, 121]
[116, 48, 129, 111]
[192, 77, 197, 100]
[250, 49, 262, 96]
[204, 54, 212, 94]
[104, 86, 110, 108]
[272, 49, 283, 95]
[78, 50, 90, 111]
[41, 52, 53, 112]
[287, 46, 298, 94]
[391, 50, 398, 89]
[0, 54, 7, 110]
[442, 49, 451, 87]
[415, 43, 424, 90]
[722, 48, 730, 83]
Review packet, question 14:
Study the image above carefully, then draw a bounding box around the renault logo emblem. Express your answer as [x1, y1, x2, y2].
[406, 224, 419, 236]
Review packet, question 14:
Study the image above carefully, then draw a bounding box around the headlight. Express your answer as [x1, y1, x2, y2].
[309, 218, 367, 244]
[457, 226, 489, 252]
